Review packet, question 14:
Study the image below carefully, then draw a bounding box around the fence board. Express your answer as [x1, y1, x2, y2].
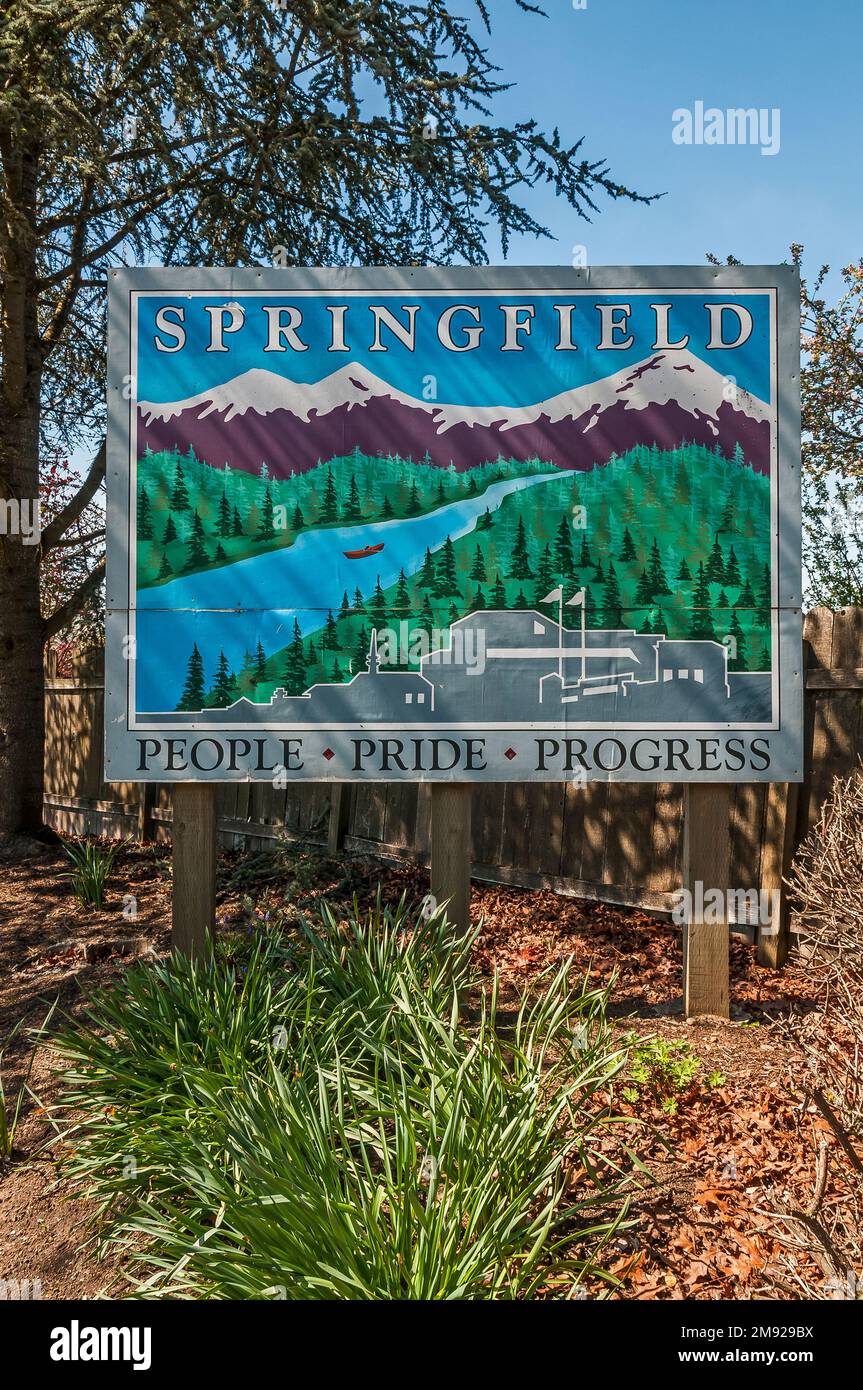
[384, 782, 419, 850]
[603, 781, 657, 889]
[43, 610, 863, 914]
[650, 783, 683, 892]
[472, 785, 505, 866]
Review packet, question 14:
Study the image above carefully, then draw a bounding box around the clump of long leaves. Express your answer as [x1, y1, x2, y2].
[1, 1000, 58, 1160]
[55, 894, 638, 1299]
[61, 838, 118, 909]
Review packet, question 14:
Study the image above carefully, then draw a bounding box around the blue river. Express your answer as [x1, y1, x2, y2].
[136, 469, 560, 711]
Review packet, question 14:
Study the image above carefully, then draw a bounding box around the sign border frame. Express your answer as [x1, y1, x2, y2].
[105, 263, 803, 783]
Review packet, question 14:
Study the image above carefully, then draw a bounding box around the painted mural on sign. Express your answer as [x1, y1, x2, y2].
[105, 267, 802, 782]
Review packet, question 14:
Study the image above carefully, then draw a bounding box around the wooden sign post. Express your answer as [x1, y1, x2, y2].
[171, 783, 218, 960]
[682, 783, 731, 1018]
[430, 783, 472, 934]
[757, 781, 800, 968]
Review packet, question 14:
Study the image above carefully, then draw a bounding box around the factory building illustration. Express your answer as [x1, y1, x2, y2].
[159, 606, 772, 727]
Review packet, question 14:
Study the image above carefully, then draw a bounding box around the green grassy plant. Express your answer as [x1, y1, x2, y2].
[55, 895, 638, 1299]
[61, 839, 119, 909]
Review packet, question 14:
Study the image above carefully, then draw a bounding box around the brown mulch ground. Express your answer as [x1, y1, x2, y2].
[0, 833, 834, 1300]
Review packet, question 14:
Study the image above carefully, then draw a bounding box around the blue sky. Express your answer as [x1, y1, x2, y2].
[481, 0, 860, 290]
[85, 0, 858, 470]
[135, 0, 857, 405]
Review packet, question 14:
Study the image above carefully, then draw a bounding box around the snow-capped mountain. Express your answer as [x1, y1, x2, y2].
[139, 363, 423, 427]
[429, 350, 771, 434]
[137, 351, 771, 477]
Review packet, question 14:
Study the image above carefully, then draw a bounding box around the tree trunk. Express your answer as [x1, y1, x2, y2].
[0, 141, 45, 834]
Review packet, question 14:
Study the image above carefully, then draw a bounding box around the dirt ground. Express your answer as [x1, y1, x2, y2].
[0, 833, 831, 1300]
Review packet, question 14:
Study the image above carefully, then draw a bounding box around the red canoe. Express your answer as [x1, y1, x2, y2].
[343, 542, 385, 560]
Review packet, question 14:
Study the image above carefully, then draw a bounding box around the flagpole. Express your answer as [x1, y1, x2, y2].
[541, 585, 566, 686]
[581, 591, 586, 684]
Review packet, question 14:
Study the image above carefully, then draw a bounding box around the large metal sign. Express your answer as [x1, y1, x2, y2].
[105, 266, 802, 783]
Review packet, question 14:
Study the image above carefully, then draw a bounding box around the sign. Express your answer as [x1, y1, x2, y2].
[105, 266, 802, 783]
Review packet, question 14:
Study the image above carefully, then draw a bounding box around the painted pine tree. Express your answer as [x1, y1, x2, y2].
[324, 610, 340, 649]
[735, 578, 756, 610]
[757, 564, 771, 624]
[553, 515, 574, 578]
[320, 467, 339, 524]
[418, 547, 437, 588]
[283, 620, 307, 694]
[138, 487, 153, 539]
[257, 484, 276, 541]
[635, 568, 653, 605]
[394, 568, 411, 614]
[706, 534, 725, 584]
[619, 526, 636, 563]
[601, 562, 623, 627]
[727, 610, 748, 670]
[183, 511, 209, 572]
[341, 473, 362, 524]
[688, 562, 716, 641]
[532, 543, 555, 604]
[169, 462, 190, 512]
[212, 650, 234, 706]
[352, 624, 370, 672]
[648, 537, 672, 595]
[724, 544, 742, 588]
[405, 479, 422, 516]
[367, 575, 388, 625]
[435, 537, 460, 596]
[217, 490, 232, 538]
[177, 644, 206, 711]
[508, 514, 533, 581]
[469, 544, 487, 582]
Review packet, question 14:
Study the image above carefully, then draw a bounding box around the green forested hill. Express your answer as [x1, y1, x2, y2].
[175, 440, 772, 709]
[136, 445, 549, 589]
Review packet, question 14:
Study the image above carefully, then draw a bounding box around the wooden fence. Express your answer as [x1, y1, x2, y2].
[43, 608, 863, 915]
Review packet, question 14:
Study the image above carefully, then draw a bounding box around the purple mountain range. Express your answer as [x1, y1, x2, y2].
[137, 351, 771, 477]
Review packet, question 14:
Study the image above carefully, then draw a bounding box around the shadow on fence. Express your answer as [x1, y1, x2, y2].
[43, 608, 863, 914]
